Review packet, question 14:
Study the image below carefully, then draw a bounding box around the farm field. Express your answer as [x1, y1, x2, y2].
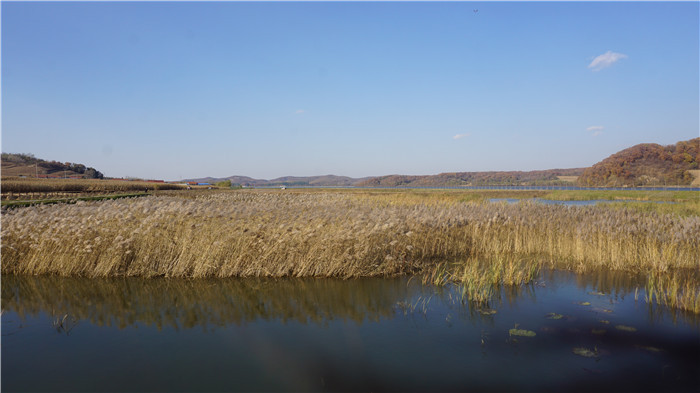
[1, 177, 187, 196]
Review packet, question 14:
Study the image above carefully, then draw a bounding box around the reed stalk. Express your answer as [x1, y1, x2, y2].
[2, 190, 698, 312]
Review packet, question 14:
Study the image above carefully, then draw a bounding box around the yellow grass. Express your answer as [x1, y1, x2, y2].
[2, 190, 699, 312]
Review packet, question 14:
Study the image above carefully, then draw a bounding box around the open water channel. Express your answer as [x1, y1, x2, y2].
[2, 271, 698, 392]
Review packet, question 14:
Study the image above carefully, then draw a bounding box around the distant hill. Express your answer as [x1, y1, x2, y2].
[183, 174, 371, 187]
[1, 153, 104, 179]
[357, 168, 585, 188]
[577, 138, 699, 186]
[187, 169, 584, 188]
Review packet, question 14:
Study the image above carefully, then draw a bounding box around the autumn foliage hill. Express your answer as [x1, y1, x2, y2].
[357, 168, 584, 187]
[1, 153, 104, 179]
[577, 138, 699, 186]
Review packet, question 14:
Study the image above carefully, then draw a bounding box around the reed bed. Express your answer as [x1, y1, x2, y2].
[2, 191, 699, 312]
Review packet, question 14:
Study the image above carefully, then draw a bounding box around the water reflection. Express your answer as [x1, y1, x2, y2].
[2, 275, 431, 330]
[4, 269, 695, 330]
[542, 269, 644, 297]
[3, 271, 699, 392]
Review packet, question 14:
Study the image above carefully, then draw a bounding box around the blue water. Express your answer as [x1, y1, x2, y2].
[2, 272, 698, 392]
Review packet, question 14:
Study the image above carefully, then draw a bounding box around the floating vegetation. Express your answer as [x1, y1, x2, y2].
[576, 302, 592, 306]
[591, 328, 607, 335]
[588, 291, 606, 296]
[635, 345, 664, 353]
[545, 312, 564, 320]
[573, 347, 598, 358]
[479, 309, 498, 316]
[599, 319, 610, 324]
[615, 325, 637, 332]
[509, 328, 537, 337]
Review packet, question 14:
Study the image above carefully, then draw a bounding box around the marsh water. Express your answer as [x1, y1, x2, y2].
[2, 271, 698, 392]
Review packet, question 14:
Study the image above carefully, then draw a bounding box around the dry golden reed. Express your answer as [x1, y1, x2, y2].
[2, 190, 698, 311]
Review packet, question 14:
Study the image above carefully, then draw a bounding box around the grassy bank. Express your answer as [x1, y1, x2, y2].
[2, 190, 698, 312]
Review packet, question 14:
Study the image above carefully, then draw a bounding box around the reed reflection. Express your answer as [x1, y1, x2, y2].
[2, 275, 429, 330]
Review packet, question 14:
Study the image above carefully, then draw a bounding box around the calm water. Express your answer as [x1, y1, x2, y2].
[2, 271, 698, 392]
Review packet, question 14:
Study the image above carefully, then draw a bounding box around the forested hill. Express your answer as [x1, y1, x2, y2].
[1, 153, 104, 179]
[577, 138, 699, 186]
[356, 168, 584, 187]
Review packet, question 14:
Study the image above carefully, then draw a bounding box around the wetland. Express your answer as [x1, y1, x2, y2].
[2, 188, 699, 391]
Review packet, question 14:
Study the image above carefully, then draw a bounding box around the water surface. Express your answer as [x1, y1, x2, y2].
[2, 271, 698, 392]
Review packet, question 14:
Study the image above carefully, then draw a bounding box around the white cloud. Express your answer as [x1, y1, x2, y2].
[586, 125, 604, 136]
[453, 133, 470, 140]
[588, 51, 627, 71]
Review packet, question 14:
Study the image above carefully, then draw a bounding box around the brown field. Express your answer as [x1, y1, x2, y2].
[556, 175, 579, 183]
[689, 170, 700, 186]
[1, 177, 186, 197]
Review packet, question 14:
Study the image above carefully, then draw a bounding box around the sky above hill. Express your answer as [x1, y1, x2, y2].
[2, 1, 698, 180]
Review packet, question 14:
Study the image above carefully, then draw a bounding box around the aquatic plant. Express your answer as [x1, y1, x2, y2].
[572, 347, 598, 358]
[509, 325, 536, 337]
[545, 313, 564, 320]
[645, 271, 700, 314]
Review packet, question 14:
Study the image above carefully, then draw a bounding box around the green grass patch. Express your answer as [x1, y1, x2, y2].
[603, 200, 700, 217]
[542, 190, 698, 202]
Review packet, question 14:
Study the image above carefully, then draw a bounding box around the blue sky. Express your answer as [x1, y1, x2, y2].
[2, 1, 698, 180]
